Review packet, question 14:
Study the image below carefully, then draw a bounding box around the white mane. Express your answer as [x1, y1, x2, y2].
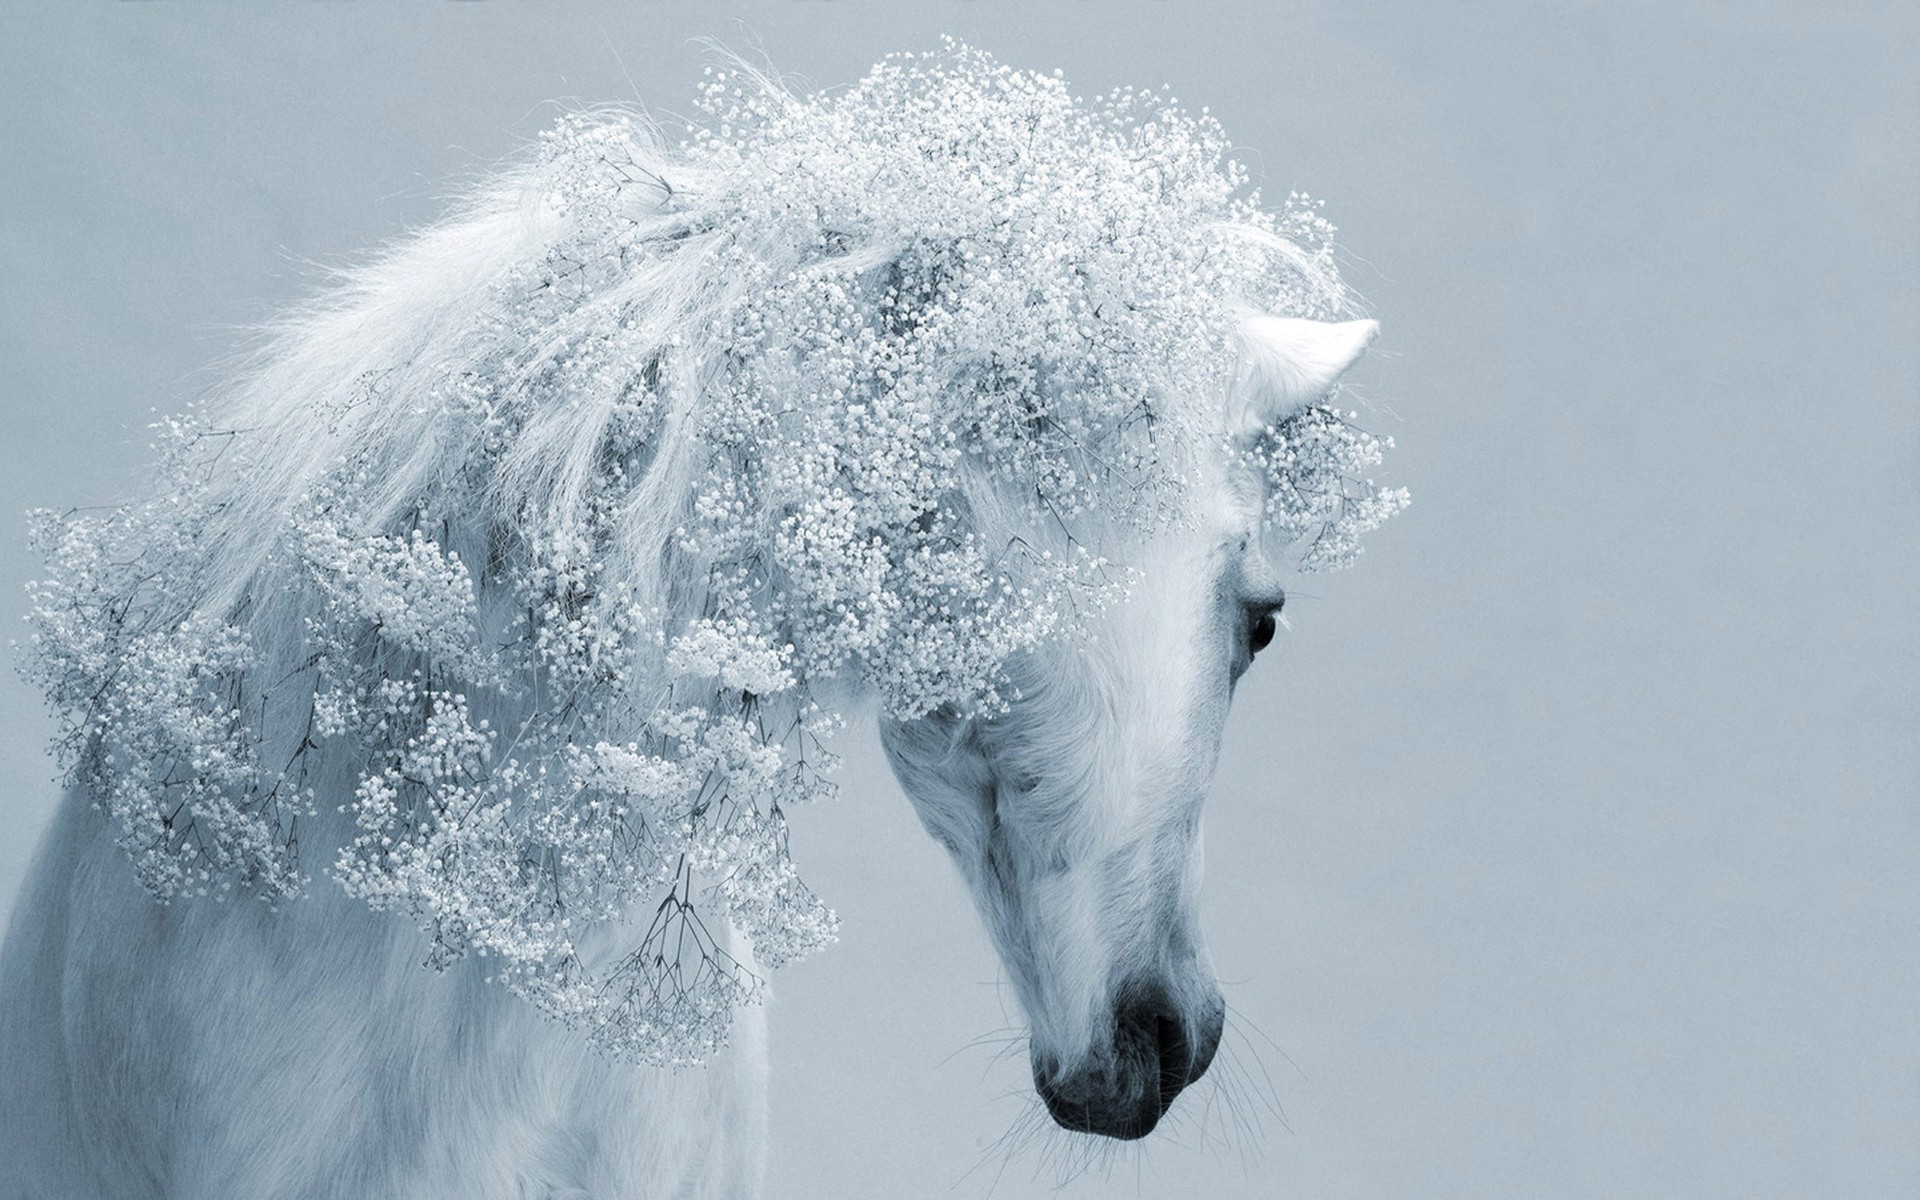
[21, 42, 1402, 1068]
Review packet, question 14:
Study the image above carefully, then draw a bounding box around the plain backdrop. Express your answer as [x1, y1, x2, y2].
[1, 3, 1914, 1198]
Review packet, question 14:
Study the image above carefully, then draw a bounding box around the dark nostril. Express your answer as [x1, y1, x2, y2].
[1116, 996, 1195, 1099]
[1154, 1013, 1189, 1105]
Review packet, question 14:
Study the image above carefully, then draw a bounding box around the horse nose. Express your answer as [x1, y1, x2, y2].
[1032, 981, 1226, 1139]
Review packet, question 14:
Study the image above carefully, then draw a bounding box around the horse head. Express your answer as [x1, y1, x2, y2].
[881, 316, 1379, 1138]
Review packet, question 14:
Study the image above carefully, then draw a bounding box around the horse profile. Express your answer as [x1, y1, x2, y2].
[0, 45, 1402, 1198]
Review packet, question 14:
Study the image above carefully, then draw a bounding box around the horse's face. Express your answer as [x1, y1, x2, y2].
[880, 506, 1272, 1139]
[881, 317, 1379, 1139]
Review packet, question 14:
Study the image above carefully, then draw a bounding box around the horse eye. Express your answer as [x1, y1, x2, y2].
[1246, 608, 1278, 655]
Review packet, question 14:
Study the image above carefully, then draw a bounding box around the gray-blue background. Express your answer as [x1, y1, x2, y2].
[2, 3, 1913, 1196]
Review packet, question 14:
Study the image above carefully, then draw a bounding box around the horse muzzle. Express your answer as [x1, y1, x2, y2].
[1031, 979, 1226, 1139]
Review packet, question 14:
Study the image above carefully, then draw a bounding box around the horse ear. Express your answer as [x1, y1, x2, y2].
[1228, 315, 1379, 440]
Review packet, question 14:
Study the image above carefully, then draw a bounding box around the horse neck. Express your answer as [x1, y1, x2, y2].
[28, 783, 769, 1199]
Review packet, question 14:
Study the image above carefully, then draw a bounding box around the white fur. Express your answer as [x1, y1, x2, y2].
[881, 478, 1257, 1077]
[0, 792, 768, 1200]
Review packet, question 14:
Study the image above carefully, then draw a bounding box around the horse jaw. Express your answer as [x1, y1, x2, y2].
[878, 495, 1251, 1140]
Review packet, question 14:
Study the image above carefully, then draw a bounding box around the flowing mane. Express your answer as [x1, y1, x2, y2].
[21, 42, 1404, 1069]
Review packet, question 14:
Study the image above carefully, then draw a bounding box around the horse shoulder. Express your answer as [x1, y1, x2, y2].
[0, 790, 96, 1198]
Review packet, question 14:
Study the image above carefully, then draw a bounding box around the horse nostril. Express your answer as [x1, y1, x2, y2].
[1154, 1013, 1189, 1105]
[1116, 994, 1197, 1101]
[1119, 986, 1223, 1104]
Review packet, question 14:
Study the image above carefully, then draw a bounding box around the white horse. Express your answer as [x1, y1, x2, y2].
[0, 49, 1394, 1199]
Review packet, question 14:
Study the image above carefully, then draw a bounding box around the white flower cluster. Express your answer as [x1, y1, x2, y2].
[20, 43, 1401, 1066]
[24, 419, 311, 905]
[678, 46, 1293, 717]
[300, 522, 496, 682]
[1247, 405, 1413, 571]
